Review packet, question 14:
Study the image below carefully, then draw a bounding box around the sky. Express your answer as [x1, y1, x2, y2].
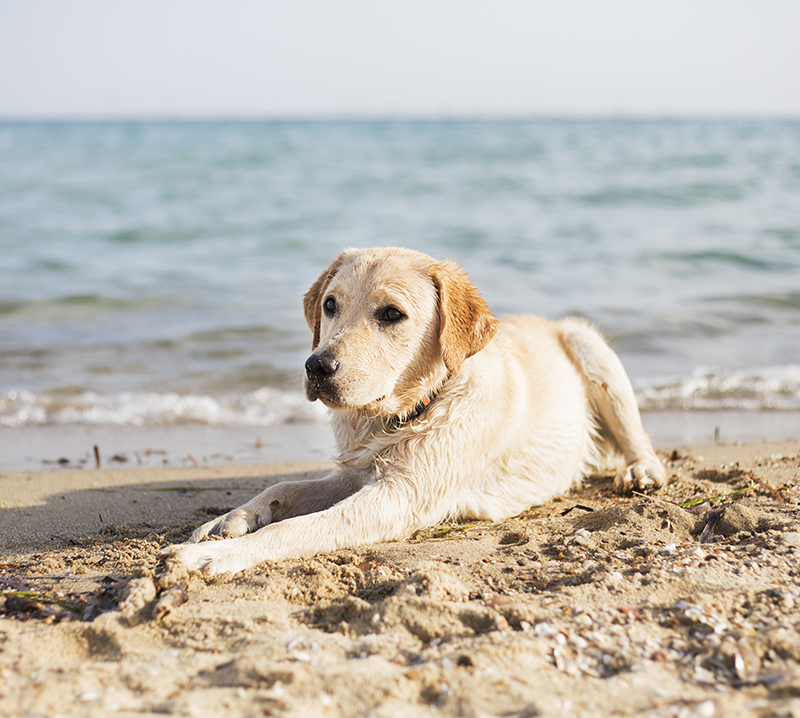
[1, 0, 800, 119]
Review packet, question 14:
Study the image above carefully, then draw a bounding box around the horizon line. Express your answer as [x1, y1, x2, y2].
[2, 111, 800, 125]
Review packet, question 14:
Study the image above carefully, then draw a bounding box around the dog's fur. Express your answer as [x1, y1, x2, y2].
[163, 247, 664, 575]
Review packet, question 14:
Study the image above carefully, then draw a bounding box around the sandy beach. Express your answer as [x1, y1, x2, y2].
[0, 439, 798, 717]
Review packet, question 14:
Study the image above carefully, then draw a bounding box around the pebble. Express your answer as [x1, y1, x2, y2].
[659, 544, 677, 556]
[268, 684, 286, 698]
[684, 605, 704, 619]
[784, 532, 800, 547]
[534, 622, 557, 638]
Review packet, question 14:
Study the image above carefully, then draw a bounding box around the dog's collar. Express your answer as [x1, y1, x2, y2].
[386, 376, 449, 431]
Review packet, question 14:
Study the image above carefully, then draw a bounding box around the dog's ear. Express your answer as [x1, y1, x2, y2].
[303, 253, 347, 349]
[430, 261, 498, 374]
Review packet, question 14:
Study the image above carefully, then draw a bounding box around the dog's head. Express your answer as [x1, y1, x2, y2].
[302, 247, 498, 416]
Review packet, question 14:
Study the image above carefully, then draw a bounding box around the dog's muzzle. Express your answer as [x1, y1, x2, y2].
[304, 351, 340, 402]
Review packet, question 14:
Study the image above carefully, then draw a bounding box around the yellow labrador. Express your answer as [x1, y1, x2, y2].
[163, 247, 664, 575]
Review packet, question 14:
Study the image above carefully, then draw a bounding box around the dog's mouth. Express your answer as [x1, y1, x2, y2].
[304, 379, 337, 405]
[305, 380, 387, 412]
[309, 391, 387, 412]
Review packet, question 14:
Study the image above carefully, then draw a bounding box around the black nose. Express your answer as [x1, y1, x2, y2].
[305, 352, 339, 380]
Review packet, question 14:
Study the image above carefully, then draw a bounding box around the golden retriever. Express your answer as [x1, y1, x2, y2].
[163, 247, 664, 575]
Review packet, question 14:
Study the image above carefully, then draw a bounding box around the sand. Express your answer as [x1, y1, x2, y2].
[1, 441, 800, 718]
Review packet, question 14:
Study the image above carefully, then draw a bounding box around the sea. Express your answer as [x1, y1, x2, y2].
[1, 119, 799, 467]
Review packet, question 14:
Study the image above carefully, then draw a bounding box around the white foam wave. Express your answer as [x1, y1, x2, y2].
[636, 365, 800, 412]
[0, 387, 328, 428]
[3, 365, 799, 429]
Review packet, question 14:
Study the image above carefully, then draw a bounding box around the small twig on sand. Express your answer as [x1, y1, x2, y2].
[560, 504, 595, 516]
[698, 506, 728, 543]
[94, 445, 101, 469]
[749, 473, 785, 503]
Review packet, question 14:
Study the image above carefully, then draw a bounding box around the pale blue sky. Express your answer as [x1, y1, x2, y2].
[2, 0, 799, 119]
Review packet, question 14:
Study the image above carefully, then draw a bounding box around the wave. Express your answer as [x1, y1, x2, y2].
[636, 365, 800, 412]
[0, 294, 166, 321]
[658, 250, 786, 273]
[3, 365, 799, 429]
[576, 181, 746, 208]
[0, 387, 327, 428]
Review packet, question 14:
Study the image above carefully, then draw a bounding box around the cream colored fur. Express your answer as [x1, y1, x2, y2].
[162, 247, 664, 575]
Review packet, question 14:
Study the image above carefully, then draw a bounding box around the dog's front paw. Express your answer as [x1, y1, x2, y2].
[614, 458, 666, 494]
[160, 542, 246, 576]
[190, 507, 270, 543]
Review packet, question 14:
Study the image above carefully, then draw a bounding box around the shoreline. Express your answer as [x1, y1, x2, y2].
[0, 421, 336, 472]
[2, 439, 798, 555]
[1, 410, 798, 473]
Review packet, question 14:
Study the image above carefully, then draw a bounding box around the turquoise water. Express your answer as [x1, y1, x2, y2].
[1, 120, 800, 427]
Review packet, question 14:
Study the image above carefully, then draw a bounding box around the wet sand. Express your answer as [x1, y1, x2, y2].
[2, 410, 799, 472]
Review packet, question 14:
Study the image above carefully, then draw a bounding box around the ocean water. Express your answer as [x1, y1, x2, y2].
[1, 119, 800, 434]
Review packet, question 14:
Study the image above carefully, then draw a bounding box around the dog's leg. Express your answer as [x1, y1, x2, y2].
[189, 471, 364, 542]
[560, 319, 665, 494]
[162, 477, 415, 575]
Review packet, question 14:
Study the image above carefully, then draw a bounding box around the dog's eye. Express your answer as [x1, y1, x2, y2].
[324, 297, 337, 315]
[379, 307, 405, 323]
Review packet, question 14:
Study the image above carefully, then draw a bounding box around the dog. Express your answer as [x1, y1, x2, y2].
[162, 247, 665, 575]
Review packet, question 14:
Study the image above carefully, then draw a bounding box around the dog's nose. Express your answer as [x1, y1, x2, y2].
[305, 352, 339, 379]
